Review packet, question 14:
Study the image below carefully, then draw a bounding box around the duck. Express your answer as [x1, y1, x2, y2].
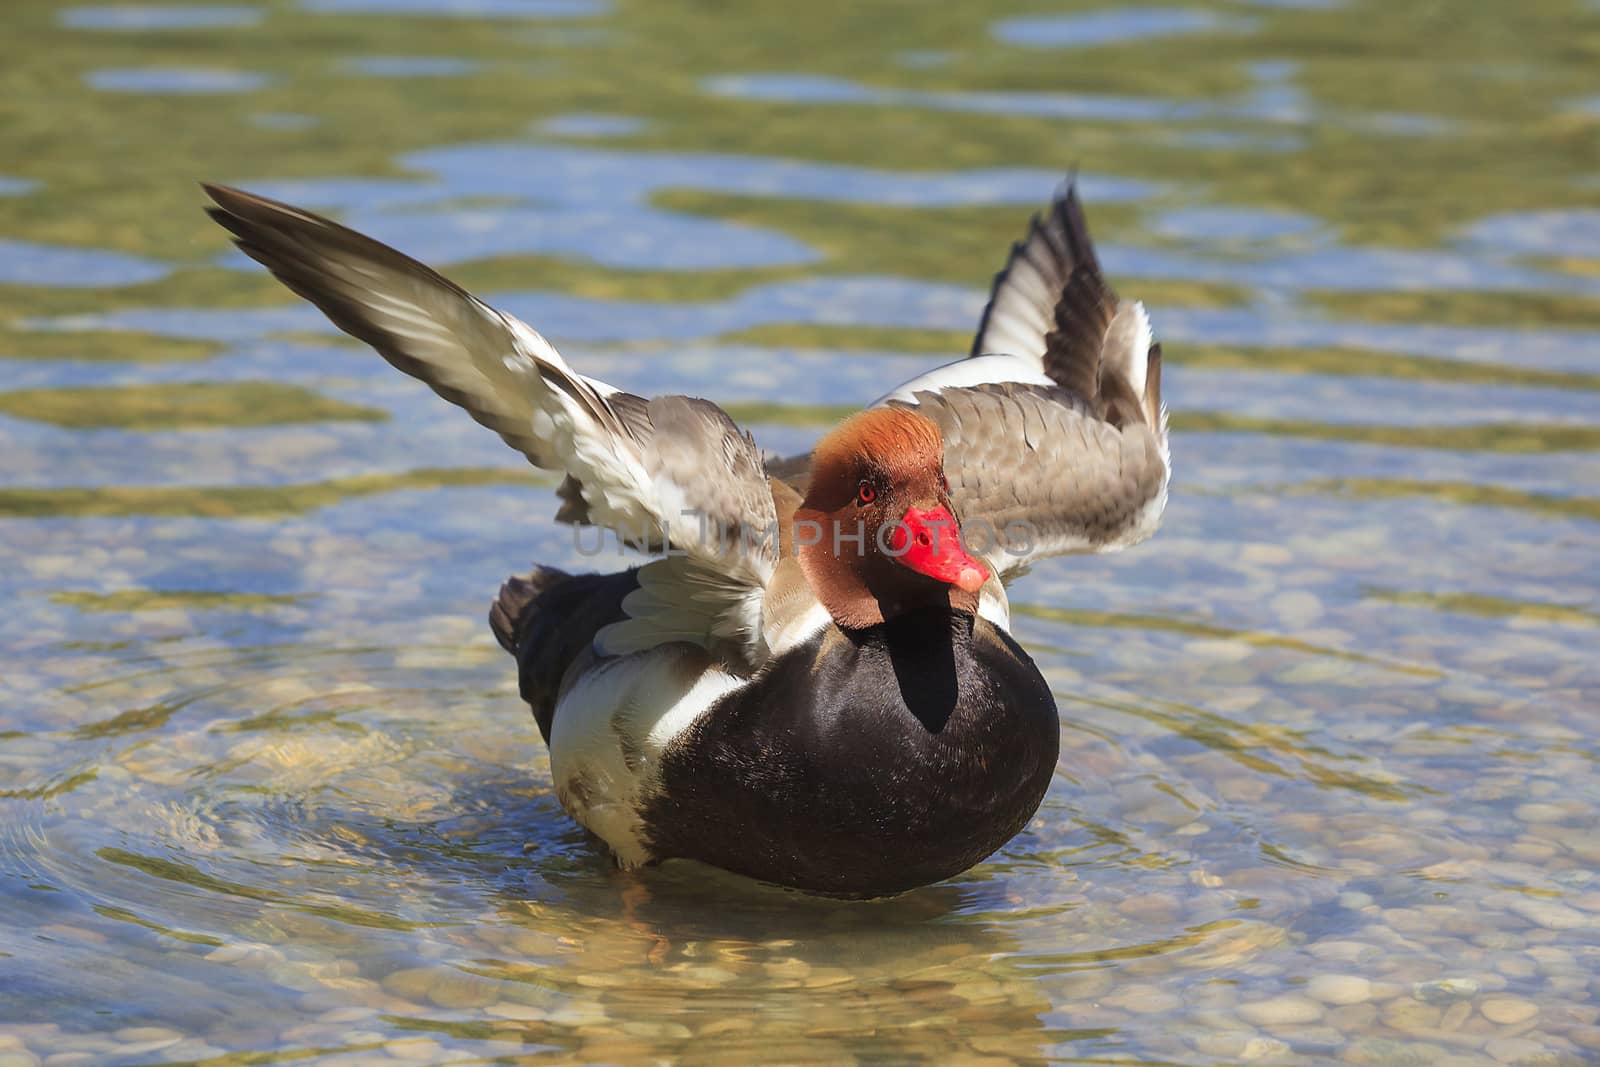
[203, 177, 1170, 898]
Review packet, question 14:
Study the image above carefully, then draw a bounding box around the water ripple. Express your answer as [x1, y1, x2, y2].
[993, 8, 1248, 49]
[301, 0, 606, 15]
[0, 240, 170, 288]
[60, 5, 262, 30]
[85, 67, 272, 94]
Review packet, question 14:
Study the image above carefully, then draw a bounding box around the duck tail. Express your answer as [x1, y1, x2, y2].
[490, 565, 572, 654]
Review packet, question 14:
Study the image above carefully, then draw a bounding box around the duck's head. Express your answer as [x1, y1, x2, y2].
[796, 407, 989, 630]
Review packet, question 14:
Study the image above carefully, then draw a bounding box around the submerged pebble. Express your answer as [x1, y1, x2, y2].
[1306, 974, 1373, 1005]
[1238, 995, 1324, 1026]
[1479, 997, 1538, 1025]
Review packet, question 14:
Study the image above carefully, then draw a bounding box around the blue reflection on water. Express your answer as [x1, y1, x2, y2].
[300, 0, 605, 16]
[86, 67, 272, 94]
[535, 113, 649, 138]
[994, 8, 1243, 49]
[1153, 206, 1323, 244]
[60, 5, 262, 30]
[1467, 210, 1600, 260]
[0, 240, 170, 287]
[1158, 305, 1600, 374]
[402, 141, 1137, 207]
[1101, 239, 1595, 295]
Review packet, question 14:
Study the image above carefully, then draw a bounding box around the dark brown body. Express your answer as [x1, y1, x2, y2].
[644, 608, 1059, 897]
[495, 573, 1060, 897]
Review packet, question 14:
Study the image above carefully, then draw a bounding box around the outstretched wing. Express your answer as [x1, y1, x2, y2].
[889, 383, 1166, 578]
[878, 180, 1170, 581]
[205, 184, 777, 661]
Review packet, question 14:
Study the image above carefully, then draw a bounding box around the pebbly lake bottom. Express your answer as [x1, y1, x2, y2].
[1, 476, 1597, 1066]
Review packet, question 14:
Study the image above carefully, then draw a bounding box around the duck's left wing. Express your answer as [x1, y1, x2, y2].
[204, 184, 778, 663]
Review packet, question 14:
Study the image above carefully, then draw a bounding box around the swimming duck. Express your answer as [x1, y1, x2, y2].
[204, 179, 1170, 897]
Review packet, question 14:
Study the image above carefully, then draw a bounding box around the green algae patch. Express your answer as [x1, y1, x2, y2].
[92, 905, 225, 948]
[1536, 256, 1600, 280]
[0, 256, 798, 328]
[721, 324, 972, 354]
[0, 382, 387, 430]
[0, 769, 97, 801]
[1173, 413, 1600, 453]
[447, 254, 801, 305]
[51, 590, 307, 614]
[0, 328, 221, 363]
[722, 401, 855, 428]
[1171, 344, 1600, 391]
[1309, 289, 1600, 331]
[0, 268, 316, 325]
[264, 330, 367, 351]
[1125, 278, 1253, 310]
[1363, 589, 1599, 626]
[72, 696, 208, 740]
[0, 467, 549, 519]
[1295, 478, 1600, 523]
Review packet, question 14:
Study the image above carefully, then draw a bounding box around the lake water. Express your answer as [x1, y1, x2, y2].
[2, 1, 1598, 1064]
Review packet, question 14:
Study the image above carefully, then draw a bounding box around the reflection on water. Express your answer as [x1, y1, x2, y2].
[299, 0, 607, 16]
[992, 8, 1245, 49]
[0, 240, 169, 288]
[344, 56, 482, 79]
[59, 5, 264, 31]
[85, 67, 273, 95]
[1, 0, 1598, 1063]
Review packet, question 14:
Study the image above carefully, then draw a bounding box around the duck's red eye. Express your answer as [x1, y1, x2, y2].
[856, 480, 876, 506]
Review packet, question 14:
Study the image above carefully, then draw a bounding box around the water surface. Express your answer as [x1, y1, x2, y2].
[2, 0, 1598, 1064]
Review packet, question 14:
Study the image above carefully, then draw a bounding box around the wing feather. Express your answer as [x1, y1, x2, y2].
[205, 183, 777, 663]
[893, 383, 1167, 579]
[882, 179, 1171, 582]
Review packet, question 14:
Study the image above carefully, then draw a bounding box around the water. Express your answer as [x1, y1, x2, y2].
[1, 0, 1597, 1062]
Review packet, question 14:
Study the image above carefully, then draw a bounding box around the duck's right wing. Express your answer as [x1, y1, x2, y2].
[205, 184, 779, 665]
[888, 382, 1167, 582]
[877, 179, 1171, 582]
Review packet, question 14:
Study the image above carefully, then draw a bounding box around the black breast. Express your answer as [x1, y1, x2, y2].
[641, 609, 1060, 897]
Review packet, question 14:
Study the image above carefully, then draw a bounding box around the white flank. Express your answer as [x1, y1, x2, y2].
[548, 648, 747, 865]
[977, 576, 1011, 633]
[766, 600, 831, 657]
